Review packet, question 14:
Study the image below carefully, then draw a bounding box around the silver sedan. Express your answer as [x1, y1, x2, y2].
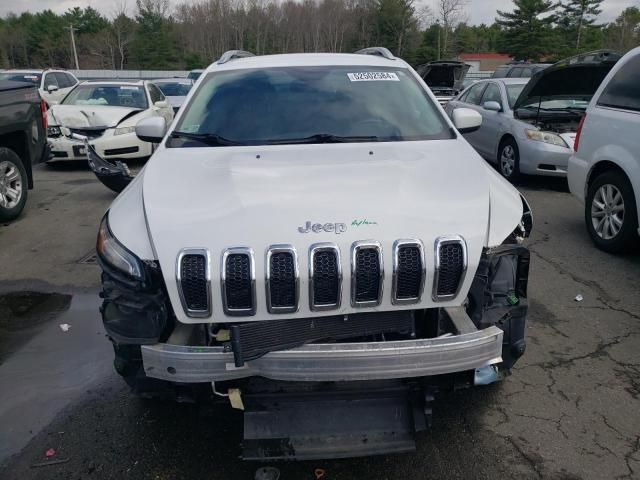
[445, 78, 575, 181]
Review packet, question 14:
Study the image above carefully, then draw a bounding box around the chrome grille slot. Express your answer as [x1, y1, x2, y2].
[222, 248, 256, 316]
[309, 244, 341, 311]
[351, 241, 383, 307]
[392, 240, 425, 304]
[433, 236, 467, 300]
[266, 245, 298, 314]
[176, 249, 211, 317]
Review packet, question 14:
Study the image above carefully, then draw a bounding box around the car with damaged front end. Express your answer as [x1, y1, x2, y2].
[95, 48, 533, 460]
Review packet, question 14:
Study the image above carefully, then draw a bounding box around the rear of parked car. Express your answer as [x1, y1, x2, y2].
[568, 47, 640, 253]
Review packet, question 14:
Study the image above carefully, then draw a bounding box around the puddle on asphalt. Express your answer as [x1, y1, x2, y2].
[0, 292, 72, 363]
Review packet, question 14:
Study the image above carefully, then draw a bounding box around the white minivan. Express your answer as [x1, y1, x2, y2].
[568, 47, 640, 253]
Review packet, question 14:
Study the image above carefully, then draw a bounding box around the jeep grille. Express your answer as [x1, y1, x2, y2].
[177, 249, 210, 317]
[222, 248, 256, 316]
[433, 237, 467, 300]
[392, 240, 425, 304]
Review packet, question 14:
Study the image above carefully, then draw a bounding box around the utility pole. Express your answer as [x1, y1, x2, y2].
[66, 24, 79, 70]
[436, 20, 441, 60]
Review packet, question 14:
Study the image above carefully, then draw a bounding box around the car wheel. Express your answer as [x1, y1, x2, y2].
[0, 148, 28, 222]
[586, 170, 638, 253]
[498, 139, 520, 182]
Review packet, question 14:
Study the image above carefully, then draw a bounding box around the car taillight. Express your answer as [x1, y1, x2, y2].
[40, 99, 48, 130]
[574, 114, 586, 152]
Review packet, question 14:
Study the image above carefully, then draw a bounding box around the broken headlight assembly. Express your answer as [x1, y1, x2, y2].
[97, 214, 144, 280]
[467, 195, 532, 370]
[506, 194, 533, 244]
[97, 213, 173, 344]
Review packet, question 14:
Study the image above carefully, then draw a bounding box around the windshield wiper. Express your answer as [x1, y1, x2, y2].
[170, 131, 245, 146]
[265, 133, 379, 145]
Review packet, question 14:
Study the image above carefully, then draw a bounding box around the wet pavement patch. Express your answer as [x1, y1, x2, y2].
[0, 292, 72, 363]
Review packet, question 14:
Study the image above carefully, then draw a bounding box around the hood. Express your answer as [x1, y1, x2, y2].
[417, 61, 471, 92]
[138, 140, 522, 324]
[47, 105, 142, 129]
[513, 50, 622, 111]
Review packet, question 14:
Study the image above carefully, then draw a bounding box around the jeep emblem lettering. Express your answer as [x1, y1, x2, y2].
[298, 221, 347, 234]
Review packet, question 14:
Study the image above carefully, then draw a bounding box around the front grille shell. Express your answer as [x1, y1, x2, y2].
[265, 245, 299, 314]
[176, 248, 211, 318]
[350, 240, 383, 308]
[432, 236, 468, 301]
[391, 239, 426, 305]
[221, 247, 256, 316]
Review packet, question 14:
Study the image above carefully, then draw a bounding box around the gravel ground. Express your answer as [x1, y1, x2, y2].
[0, 162, 639, 480]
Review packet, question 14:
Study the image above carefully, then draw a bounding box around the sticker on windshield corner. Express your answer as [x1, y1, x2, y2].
[347, 72, 400, 82]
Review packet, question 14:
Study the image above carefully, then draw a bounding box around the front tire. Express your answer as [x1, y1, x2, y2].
[0, 148, 28, 222]
[498, 138, 521, 182]
[586, 170, 638, 253]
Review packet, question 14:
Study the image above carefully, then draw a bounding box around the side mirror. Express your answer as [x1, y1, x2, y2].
[46, 85, 59, 93]
[452, 108, 482, 134]
[483, 101, 502, 112]
[136, 116, 167, 143]
[154, 100, 169, 109]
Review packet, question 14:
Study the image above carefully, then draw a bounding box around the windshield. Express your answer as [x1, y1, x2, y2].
[170, 66, 452, 147]
[187, 71, 202, 80]
[506, 84, 526, 108]
[0, 73, 41, 84]
[62, 85, 148, 109]
[155, 82, 192, 97]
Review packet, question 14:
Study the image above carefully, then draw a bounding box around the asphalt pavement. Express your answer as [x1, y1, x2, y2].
[0, 161, 639, 480]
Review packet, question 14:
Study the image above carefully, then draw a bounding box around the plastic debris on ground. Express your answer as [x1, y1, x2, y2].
[255, 466, 280, 480]
[59, 324, 71, 332]
[574, 294, 584, 302]
[45, 448, 56, 458]
[315, 468, 326, 479]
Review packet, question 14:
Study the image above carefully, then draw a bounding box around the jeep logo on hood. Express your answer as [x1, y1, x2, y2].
[298, 221, 347, 234]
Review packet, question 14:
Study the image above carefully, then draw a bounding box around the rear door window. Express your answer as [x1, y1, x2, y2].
[597, 56, 640, 112]
[507, 68, 522, 78]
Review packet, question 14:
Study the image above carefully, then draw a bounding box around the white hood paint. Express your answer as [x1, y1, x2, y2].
[127, 139, 523, 324]
[48, 105, 142, 129]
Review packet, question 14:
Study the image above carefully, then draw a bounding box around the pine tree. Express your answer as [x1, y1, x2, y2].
[496, 0, 557, 61]
[560, 0, 603, 50]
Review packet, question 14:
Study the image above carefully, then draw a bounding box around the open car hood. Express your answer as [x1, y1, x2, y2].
[416, 61, 471, 92]
[513, 50, 622, 111]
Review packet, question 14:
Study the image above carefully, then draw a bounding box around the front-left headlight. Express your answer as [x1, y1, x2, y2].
[97, 214, 144, 279]
[524, 128, 569, 148]
[114, 126, 135, 136]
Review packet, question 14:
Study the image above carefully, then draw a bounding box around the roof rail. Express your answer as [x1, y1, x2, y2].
[217, 50, 255, 64]
[354, 47, 396, 60]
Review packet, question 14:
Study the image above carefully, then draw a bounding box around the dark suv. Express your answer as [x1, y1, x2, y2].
[492, 63, 551, 79]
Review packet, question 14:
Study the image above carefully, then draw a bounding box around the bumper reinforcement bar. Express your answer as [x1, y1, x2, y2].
[141, 324, 503, 383]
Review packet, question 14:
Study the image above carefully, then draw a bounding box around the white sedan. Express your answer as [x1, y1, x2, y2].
[47, 81, 174, 163]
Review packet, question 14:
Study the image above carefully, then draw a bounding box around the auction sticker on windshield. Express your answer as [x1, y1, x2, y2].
[347, 72, 400, 82]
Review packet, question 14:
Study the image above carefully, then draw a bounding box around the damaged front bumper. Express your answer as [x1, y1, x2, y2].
[141, 319, 503, 383]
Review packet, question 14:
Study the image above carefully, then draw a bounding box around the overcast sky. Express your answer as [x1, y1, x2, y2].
[0, 0, 635, 24]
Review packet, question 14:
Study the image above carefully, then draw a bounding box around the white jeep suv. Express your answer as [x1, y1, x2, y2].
[96, 48, 533, 460]
[568, 46, 640, 253]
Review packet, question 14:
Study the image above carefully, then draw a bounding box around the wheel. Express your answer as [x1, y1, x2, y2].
[0, 148, 28, 222]
[586, 170, 638, 253]
[498, 138, 521, 182]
